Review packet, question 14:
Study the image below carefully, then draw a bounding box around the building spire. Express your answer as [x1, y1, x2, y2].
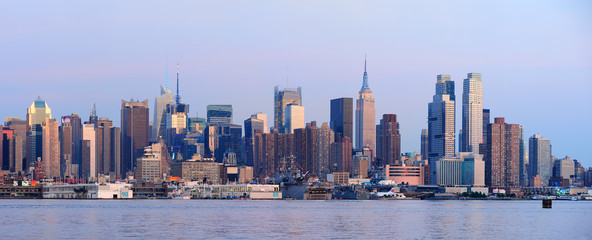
[361, 54, 369, 90]
[175, 61, 180, 104]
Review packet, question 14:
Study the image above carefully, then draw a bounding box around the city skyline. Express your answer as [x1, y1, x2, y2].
[1, 1, 590, 167]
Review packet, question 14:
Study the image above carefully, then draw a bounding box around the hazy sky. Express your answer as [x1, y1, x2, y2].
[2, 1, 591, 166]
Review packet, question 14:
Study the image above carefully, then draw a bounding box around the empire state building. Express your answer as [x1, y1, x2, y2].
[355, 58, 376, 153]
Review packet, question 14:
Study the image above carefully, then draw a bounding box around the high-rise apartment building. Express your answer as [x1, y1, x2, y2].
[285, 104, 304, 134]
[26, 97, 52, 170]
[519, 126, 528, 186]
[253, 130, 294, 176]
[294, 122, 334, 178]
[483, 117, 521, 187]
[427, 74, 456, 184]
[355, 59, 375, 152]
[376, 114, 401, 168]
[274, 86, 302, 133]
[529, 134, 552, 186]
[461, 73, 483, 153]
[121, 99, 149, 177]
[330, 136, 352, 174]
[42, 118, 60, 179]
[207, 105, 233, 124]
[81, 123, 96, 178]
[5, 118, 26, 173]
[330, 98, 353, 142]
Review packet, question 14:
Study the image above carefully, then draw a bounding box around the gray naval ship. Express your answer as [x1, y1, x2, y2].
[265, 155, 310, 200]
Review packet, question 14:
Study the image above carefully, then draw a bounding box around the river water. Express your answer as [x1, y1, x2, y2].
[0, 200, 590, 239]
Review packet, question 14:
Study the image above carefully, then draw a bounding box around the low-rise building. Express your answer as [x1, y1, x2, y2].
[385, 164, 427, 185]
[43, 183, 133, 199]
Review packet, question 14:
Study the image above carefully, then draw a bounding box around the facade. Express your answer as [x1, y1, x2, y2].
[554, 156, 575, 182]
[170, 156, 222, 184]
[529, 134, 552, 186]
[153, 85, 174, 141]
[519, 126, 528, 186]
[352, 147, 371, 178]
[436, 157, 464, 186]
[330, 97, 353, 142]
[376, 114, 401, 167]
[121, 99, 149, 177]
[461, 73, 483, 153]
[135, 143, 166, 183]
[355, 59, 376, 152]
[482, 109, 490, 146]
[460, 152, 485, 187]
[204, 123, 242, 163]
[385, 164, 427, 185]
[42, 118, 60, 179]
[427, 74, 456, 184]
[330, 136, 352, 174]
[207, 105, 233, 124]
[483, 117, 521, 187]
[285, 104, 304, 134]
[274, 86, 302, 133]
[26, 97, 52, 170]
[294, 122, 334, 178]
[253, 131, 295, 177]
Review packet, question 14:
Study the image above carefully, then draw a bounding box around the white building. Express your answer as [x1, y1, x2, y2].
[43, 183, 133, 199]
[83, 123, 96, 178]
[285, 104, 304, 134]
[153, 86, 174, 141]
[461, 73, 483, 153]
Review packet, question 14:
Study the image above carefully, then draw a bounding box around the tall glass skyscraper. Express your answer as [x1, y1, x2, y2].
[153, 86, 174, 141]
[529, 134, 552, 186]
[330, 97, 353, 142]
[274, 86, 302, 133]
[461, 73, 483, 153]
[427, 74, 455, 184]
[355, 58, 375, 152]
[26, 97, 52, 169]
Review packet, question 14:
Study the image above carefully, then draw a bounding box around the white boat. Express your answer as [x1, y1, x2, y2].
[172, 195, 191, 200]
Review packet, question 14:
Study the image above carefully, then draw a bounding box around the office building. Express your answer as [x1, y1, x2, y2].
[376, 114, 401, 167]
[330, 136, 352, 174]
[355, 58, 376, 152]
[244, 114, 266, 167]
[26, 97, 52, 170]
[285, 104, 304, 134]
[135, 143, 167, 183]
[207, 105, 233, 124]
[170, 155, 222, 184]
[427, 74, 456, 184]
[461, 152, 485, 187]
[554, 156, 575, 183]
[420, 129, 428, 159]
[254, 130, 294, 177]
[5, 118, 27, 173]
[483, 117, 521, 187]
[330, 97, 353, 141]
[274, 86, 302, 133]
[529, 134, 552, 186]
[153, 86, 174, 141]
[121, 99, 149, 177]
[461, 73, 483, 153]
[204, 123, 242, 163]
[519, 126, 528, 186]
[385, 164, 427, 185]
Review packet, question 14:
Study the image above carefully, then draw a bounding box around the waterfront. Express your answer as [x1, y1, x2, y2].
[0, 200, 590, 239]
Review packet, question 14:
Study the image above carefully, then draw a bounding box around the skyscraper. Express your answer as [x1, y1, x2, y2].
[245, 114, 266, 167]
[427, 74, 456, 184]
[461, 73, 483, 153]
[285, 104, 305, 134]
[5, 118, 26, 173]
[420, 129, 428, 158]
[376, 114, 401, 168]
[26, 97, 52, 170]
[153, 86, 174, 141]
[483, 117, 521, 187]
[121, 99, 149, 177]
[204, 123, 242, 163]
[274, 86, 302, 133]
[294, 122, 334, 178]
[529, 134, 552, 186]
[355, 58, 375, 152]
[207, 105, 233, 124]
[330, 98, 353, 142]
[519, 126, 528, 186]
[42, 118, 60, 179]
[81, 123, 96, 178]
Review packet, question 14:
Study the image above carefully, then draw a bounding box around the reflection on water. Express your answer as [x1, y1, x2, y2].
[0, 200, 590, 239]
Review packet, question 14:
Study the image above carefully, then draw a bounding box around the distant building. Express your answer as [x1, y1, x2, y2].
[330, 97, 353, 142]
[352, 147, 371, 178]
[27, 97, 52, 170]
[207, 105, 233, 124]
[121, 99, 149, 177]
[553, 156, 574, 184]
[376, 114, 401, 168]
[427, 74, 456, 184]
[330, 136, 352, 174]
[153, 86, 174, 141]
[420, 129, 428, 159]
[294, 122, 334, 178]
[170, 155, 222, 184]
[385, 164, 427, 185]
[5, 118, 27, 173]
[204, 123, 242, 163]
[274, 86, 302, 133]
[135, 143, 170, 183]
[244, 114, 266, 167]
[285, 104, 304, 134]
[436, 152, 485, 187]
[436, 157, 463, 186]
[529, 134, 552, 186]
[461, 73, 483, 153]
[81, 123, 96, 178]
[355, 58, 375, 152]
[483, 117, 521, 187]
[254, 130, 294, 177]
[41, 118, 60, 179]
